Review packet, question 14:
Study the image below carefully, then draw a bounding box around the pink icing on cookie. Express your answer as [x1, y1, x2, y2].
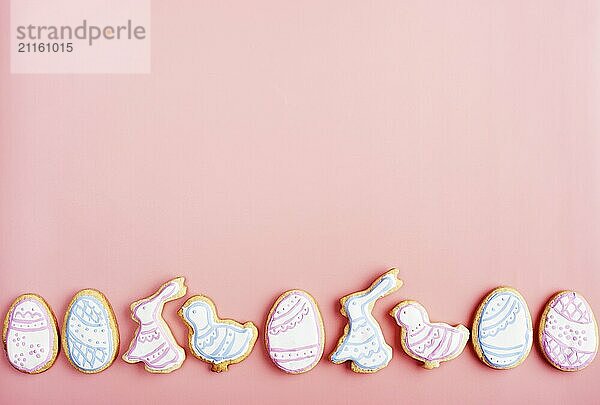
[551, 293, 591, 324]
[5, 297, 56, 373]
[266, 290, 324, 374]
[122, 278, 187, 373]
[541, 291, 598, 371]
[391, 301, 469, 369]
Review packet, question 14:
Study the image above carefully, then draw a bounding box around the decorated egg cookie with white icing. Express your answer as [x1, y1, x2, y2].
[62, 289, 120, 373]
[472, 287, 533, 369]
[179, 295, 258, 372]
[330, 269, 403, 373]
[539, 291, 598, 371]
[265, 289, 325, 374]
[3, 294, 59, 374]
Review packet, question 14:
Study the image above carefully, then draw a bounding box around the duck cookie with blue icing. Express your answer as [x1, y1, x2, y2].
[391, 301, 469, 369]
[122, 277, 187, 373]
[471, 286, 533, 369]
[330, 269, 403, 373]
[3, 293, 60, 374]
[62, 289, 120, 373]
[179, 295, 258, 372]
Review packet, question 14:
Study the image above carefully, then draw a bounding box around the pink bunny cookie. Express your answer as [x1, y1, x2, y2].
[122, 277, 187, 373]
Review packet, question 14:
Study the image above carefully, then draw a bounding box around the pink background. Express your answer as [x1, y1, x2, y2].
[1, 1, 599, 404]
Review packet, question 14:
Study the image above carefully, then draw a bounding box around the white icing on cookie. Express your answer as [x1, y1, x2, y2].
[266, 290, 324, 374]
[179, 295, 258, 372]
[330, 269, 402, 373]
[3, 294, 59, 374]
[63, 289, 120, 373]
[391, 300, 469, 369]
[540, 291, 598, 371]
[473, 287, 533, 369]
[122, 277, 187, 373]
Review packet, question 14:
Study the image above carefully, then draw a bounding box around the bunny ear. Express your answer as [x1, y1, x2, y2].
[159, 283, 177, 298]
[156, 277, 187, 302]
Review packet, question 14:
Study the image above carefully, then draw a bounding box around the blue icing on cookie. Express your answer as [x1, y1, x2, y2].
[183, 299, 256, 366]
[65, 295, 115, 372]
[477, 290, 532, 368]
[330, 270, 401, 372]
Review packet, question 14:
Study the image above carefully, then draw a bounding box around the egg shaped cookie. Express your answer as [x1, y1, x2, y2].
[472, 287, 533, 369]
[3, 293, 59, 374]
[63, 289, 119, 373]
[540, 291, 598, 371]
[266, 290, 324, 374]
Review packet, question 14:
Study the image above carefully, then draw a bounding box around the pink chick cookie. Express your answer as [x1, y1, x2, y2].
[390, 300, 469, 369]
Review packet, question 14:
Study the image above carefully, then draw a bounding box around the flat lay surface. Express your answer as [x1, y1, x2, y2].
[1, 1, 599, 404]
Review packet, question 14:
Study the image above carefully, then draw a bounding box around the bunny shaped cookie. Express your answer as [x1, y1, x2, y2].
[330, 269, 403, 373]
[122, 277, 187, 373]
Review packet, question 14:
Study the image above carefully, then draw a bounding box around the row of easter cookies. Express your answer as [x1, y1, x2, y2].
[3, 269, 598, 375]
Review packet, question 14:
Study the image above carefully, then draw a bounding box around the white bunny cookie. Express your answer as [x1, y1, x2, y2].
[330, 269, 403, 373]
[122, 277, 187, 373]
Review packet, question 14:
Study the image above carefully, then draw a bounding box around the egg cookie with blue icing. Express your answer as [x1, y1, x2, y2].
[471, 286, 533, 369]
[179, 295, 258, 372]
[391, 300, 469, 369]
[330, 268, 403, 373]
[62, 289, 120, 373]
[3, 293, 60, 374]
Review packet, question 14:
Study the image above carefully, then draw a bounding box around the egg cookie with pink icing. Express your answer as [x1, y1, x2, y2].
[3, 293, 60, 374]
[265, 289, 325, 374]
[539, 290, 598, 371]
[390, 300, 469, 369]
